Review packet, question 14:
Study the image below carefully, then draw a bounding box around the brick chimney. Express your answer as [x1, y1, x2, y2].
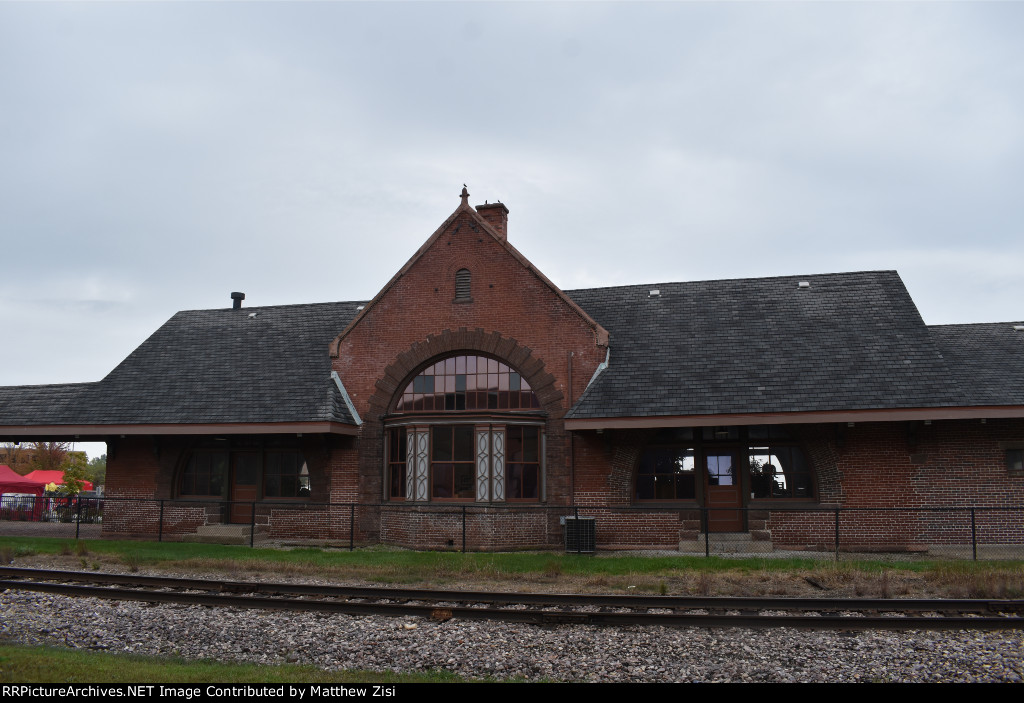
[476, 202, 509, 241]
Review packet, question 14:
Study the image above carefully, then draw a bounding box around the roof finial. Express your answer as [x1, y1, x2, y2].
[460, 184, 469, 206]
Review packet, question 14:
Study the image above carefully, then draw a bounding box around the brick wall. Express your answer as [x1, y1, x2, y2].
[102, 434, 356, 540]
[567, 420, 1024, 550]
[98, 417, 1024, 551]
[768, 419, 1024, 549]
[331, 207, 607, 514]
[379, 505, 560, 551]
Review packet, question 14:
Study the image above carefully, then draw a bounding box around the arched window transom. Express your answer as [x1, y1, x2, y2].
[394, 354, 540, 413]
[387, 354, 544, 503]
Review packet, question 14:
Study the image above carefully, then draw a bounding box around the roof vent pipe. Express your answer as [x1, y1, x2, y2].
[231, 292, 245, 310]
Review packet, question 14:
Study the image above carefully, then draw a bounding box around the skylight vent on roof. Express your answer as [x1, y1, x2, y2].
[248, 312, 258, 319]
[356, 305, 365, 311]
[797, 281, 811, 289]
[1014, 325, 1024, 332]
[649, 289, 660, 298]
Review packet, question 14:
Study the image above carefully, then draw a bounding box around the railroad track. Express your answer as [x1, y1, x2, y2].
[1, 566, 1022, 631]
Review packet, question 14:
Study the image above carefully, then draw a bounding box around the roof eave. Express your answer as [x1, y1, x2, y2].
[0, 421, 360, 440]
[564, 405, 1024, 430]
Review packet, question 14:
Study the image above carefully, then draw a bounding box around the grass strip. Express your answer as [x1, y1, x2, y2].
[6, 535, 1015, 574]
[0, 644, 468, 684]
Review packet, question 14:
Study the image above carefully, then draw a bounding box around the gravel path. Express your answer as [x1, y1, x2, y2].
[2, 589, 1023, 682]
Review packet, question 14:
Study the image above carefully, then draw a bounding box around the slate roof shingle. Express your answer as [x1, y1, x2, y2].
[0, 301, 365, 427]
[2, 271, 1022, 429]
[565, 271, 1021, 419]
[929, 322, 1024, 407]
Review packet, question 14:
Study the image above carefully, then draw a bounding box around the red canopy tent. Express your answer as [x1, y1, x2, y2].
[0, 465, 44, 495]
[21, 470, 94, 492]
[0, 465, 45, 520]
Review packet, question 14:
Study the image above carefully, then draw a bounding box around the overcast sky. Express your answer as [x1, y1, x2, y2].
[2, 2, 1023, 457]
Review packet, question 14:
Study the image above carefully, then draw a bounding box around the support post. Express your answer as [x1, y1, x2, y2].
[574, 506, 580, 555]
[249, 502, 256, 548]
[349, 504, 355, 552]
[971, 507, 977, 561]
[158, 500, 164, 543]
[703, 508, 709, 558]
[462, 505, 467, 553]
[834, 508, 840, 562]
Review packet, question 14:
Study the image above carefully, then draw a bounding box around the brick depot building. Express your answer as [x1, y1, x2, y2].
[2, 189, 1023, 551]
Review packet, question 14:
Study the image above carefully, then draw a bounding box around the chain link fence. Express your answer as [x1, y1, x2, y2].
[1, 495, 1022, 560]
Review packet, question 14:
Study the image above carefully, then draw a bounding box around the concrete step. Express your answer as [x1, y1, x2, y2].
[678, 532, 774, 553]
[181, 524, 253, 545]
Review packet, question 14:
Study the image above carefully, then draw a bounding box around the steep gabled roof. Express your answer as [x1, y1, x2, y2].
[0, 301, 365, 433]
[3, 268, 1021, 434]
[929, 322, 1024, 407]
[89, 301, 366, 424]
[330, 192, 607, 356]
[565, 271, 973, 421]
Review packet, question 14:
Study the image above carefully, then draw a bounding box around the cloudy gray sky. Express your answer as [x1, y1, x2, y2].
[2, 2, 1023, 457]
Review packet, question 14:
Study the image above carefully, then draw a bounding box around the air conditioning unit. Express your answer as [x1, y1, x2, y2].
[564, 516, 596, 553]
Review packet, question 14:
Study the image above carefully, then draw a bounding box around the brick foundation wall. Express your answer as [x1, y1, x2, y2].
[575, 507, 690, 549]
[261, 504, 353, 542]
[379, 505, 561, 551]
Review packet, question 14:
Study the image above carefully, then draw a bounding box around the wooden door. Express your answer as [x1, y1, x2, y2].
[230, 452, 260, 524]
[705, 452, 743, 532]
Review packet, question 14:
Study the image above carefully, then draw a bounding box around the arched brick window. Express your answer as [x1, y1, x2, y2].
[387, 354, 543, 503]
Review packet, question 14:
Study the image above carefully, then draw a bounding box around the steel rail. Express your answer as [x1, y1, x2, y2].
[2, 568, 1024, 630]
[4, 578, 1023, 630]
[1, 566, 1021, 615]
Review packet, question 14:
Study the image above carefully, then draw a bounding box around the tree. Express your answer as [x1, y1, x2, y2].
[56, 453, 89, 496]
[85, 454, 106, 488]
[27, 442, 71, 473]
[0, 442, 31, 475]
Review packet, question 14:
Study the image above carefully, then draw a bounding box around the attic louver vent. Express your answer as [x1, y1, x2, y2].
[1014, 325, 1024, 332]
[798, 281, 811, 289]
[454, 268, 472, 302]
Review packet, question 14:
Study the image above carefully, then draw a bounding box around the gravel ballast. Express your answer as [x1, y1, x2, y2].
[2, 589, 1022, 682]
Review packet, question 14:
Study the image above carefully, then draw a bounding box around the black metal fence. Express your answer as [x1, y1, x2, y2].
[0, 494, 104, 540]
[1, 494, 1023, 561]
